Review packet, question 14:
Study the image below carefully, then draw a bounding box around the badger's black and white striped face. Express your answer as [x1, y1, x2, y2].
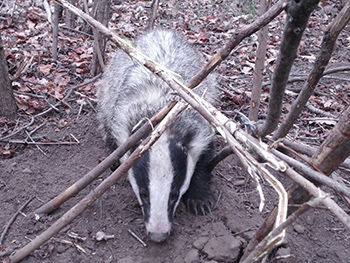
[128, 131, 200, 243]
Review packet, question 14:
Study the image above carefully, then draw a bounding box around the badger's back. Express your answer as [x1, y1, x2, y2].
[97, 30, 216, 147]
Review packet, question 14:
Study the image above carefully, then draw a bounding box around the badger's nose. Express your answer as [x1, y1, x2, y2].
[149, 232, 169, 243]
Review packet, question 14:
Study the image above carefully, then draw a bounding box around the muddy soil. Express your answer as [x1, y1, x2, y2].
[0, 110, 349, 263]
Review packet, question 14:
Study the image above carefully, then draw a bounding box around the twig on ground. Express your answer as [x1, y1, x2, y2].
[0, 197, 35, 245]
[0, 116, 35, 141]
[35, 73, 102, 118]
[305, 103, 337, 118]
[25, 130, 47, 156]
[7, 140, 79, 146]
[27, 123, 46, 136]
[128, 229, 147, 247]
[60, 25, 93, 37]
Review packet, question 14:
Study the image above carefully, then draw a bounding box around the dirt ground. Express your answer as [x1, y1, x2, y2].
[0, 111, 349, 263]
[1, 0, 350, 262]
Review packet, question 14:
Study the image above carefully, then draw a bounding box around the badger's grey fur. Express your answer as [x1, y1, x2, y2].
[97, 29, 217, 243]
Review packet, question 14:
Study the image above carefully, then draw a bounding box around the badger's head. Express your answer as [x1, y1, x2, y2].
[127, 130, 205, 243]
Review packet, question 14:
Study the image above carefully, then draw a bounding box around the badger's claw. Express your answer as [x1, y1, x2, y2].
[184, 194, 215, 216]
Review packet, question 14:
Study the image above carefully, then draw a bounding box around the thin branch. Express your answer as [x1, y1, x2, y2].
[6, 140, 79, 145]
[249, 0, 271, 121]
[273, 148, 350, 200]
[0, 197, 35, 245]
[0, 116, 34, 141]
[208, 146, 234, 172]
[34, 73, 102, 118]
[273, 1, 350, 139]
[146, 0, 159, 30]
[258, 0, 321, 137]
[25, 130, 47, 156]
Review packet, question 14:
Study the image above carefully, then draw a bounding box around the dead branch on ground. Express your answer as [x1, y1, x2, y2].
[0, 197, 34, 245]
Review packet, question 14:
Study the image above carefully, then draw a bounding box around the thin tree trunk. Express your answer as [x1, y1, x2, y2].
[52, 3, 61, 60]
[258, 0, 320, 137]
[65, 0, 76, 28]
[146, 0, 160, 30]
[90, 0, 109, 76]
[311, 106, 350, 174]
[273, 1, 350, 139]
[0, 31, 16, 120]
[249, 0, 270, 121]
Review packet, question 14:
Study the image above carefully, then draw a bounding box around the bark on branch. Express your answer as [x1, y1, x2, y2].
[241, 106, 350, 262]
[311, 105, 350, 175]
[258, 0, 320, 137]
[273, 1, 350, 139]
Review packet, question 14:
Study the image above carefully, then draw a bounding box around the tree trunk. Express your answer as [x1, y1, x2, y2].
[249, 0, 270, 121]
[311, 106, 350, 175]
[65, 0, 76, 28]
[90, 0, 110, 76]
[258, 0, 320, 137]
[0, 31, 17, 120]
[273, 1, 350, 139]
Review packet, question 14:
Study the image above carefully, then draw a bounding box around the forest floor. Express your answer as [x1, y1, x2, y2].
[1, 0, 350, 262]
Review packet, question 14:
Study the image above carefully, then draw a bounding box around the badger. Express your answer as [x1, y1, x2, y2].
[97, 29, 217, 243]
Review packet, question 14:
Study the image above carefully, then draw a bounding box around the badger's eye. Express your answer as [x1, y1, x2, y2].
[139, 189, 149, 201]
[175, 142, 188, 155]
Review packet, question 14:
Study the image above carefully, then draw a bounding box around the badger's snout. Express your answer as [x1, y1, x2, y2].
[148, 232, 169, 243]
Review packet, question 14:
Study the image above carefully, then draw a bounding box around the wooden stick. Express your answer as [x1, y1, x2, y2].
[0, 197, 35, 245]
[34, 100, 176, 217]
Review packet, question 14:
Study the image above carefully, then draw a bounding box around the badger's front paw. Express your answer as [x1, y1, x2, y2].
[182, 189, 215, 216]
